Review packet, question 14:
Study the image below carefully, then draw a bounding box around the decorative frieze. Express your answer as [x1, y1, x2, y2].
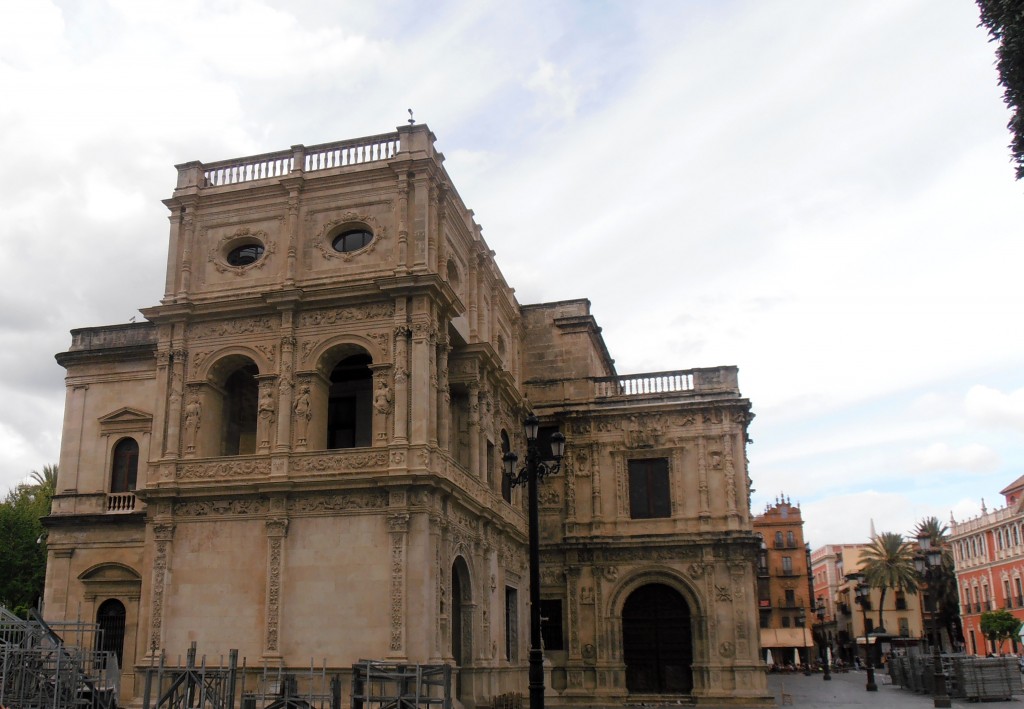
[187, 317, 275, 340]
[173, 498, 270, 517]
[287, 491, 389, 513]
[177, 458, 271, 480]
[289, 450, 389, 473]
[298, 303, 394, 328]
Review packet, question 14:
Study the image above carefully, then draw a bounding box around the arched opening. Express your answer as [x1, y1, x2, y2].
[451, 557, 472, 666]
[622, 583, 693, 693]
[110, 438, 138, 493]
[96, 599, 127, 667]
[223, 364, 259, 455]
[327, 353, 373, 448]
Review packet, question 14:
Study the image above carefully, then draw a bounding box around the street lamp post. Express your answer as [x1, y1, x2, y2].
[852, 575, 878, 692]
[915, 533, 952, 709]
[503, 414, 566, 709]
[815, 598, 832, 681]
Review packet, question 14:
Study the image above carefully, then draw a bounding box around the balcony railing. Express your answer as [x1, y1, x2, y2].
[106, 492, 136, 513]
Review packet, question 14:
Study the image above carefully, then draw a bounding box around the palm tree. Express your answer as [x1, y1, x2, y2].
[27, 464, 57, 498]
[859, 531, 919, 633]
[913, 515, 962, 650]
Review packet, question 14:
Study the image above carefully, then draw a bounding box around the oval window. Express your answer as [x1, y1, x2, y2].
[227, 243, 265, 266]
[332, 229, 373, 253]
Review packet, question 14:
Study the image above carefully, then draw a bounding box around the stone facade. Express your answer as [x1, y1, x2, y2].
[44, 124, 769, 707]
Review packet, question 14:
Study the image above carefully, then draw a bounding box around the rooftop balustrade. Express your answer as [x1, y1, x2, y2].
[174, 131, 407, 191]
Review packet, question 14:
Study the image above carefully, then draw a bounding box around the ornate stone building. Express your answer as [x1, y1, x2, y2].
[43, 124, 769, 707]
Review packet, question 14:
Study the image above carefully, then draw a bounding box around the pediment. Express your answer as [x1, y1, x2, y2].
[99, 407, 153, 425]
[98, 407, 153, 434]
[79, 563, 142, 583]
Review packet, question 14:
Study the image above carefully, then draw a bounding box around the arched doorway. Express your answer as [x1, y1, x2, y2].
[96, 599, 127, 667]
[622, 583, 693, 693]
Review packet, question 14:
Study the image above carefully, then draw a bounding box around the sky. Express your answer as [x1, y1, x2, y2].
[0, 0, 1020, 547]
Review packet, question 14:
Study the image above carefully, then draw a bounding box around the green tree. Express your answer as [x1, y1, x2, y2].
[977, 0, 1024, 179]
[0, 465, 57, 615]
[980, 608, 1022, 654]
[859, 531, 919, 633]
[913, 516, 963, 650]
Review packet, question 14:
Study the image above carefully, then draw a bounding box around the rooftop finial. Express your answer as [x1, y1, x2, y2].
[408, 108, 415, 125]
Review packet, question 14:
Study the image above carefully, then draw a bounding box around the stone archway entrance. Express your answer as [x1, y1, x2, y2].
[622, 583, 693, 693]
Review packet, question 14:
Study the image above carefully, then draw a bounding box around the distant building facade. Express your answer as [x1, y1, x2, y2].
[813, 541, 924, 663]
[752, 496, 814, 665]
[43, 125, 770, 707]
[950, 475, 1024, 656]
[809, 543, 865, 660]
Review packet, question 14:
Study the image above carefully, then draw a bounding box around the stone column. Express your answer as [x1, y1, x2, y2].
[275, 336, 296, 453]
[468, 384, 480, 478]
[436, 338, 450, 451]
[393, 326, 410, 444]
[284, 191, 300, 285]
[395, 175, 410, 273]
[410, 320, 433, 445]
[176, 206, 196, 301]
[150, 347, 170, 464]
[164, 349, 186, 458]
[263, 518, 288, 661]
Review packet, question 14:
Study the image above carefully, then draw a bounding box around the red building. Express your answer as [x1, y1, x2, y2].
[950, 475, 1024, 656]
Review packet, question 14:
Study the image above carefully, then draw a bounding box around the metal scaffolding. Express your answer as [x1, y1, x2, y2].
[0, 606, 119, 709]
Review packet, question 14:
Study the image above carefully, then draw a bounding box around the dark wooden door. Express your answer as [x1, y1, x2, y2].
[622, 584, 692, 693]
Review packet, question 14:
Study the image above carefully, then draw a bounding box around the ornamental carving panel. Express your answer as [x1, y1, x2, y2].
[187, 317, 275, 340]
[287, 491, 388, 513]
[289, 450, 389, 473]
[173, 498, 270, 517]
[297, 303, 394, 328]
[177, 459, 272, 480]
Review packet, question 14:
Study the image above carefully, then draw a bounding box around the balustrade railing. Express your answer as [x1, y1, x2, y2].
[593, 366, 738, 399]
[106, 492, 136, 513]
[201, 133, 401, 187]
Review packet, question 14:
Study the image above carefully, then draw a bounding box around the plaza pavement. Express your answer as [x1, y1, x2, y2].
[747, 668, 1023, 708]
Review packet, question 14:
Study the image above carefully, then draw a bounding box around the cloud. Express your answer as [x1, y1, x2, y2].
[906, 442, 1000, 474]
[524, 60, 581, 121]
[966, 385, 1024, 431]
[802, 490, 942, 547]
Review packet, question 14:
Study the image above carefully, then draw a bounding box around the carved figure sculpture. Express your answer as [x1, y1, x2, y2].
[374, 378, 393, 415]
[258, 387, 276, 447]
[294, 384, 312, 444]
[183, 396, 202, 453]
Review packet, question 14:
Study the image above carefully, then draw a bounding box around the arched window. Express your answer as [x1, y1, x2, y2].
[327, 353, 372, 448]
[786, 531, 796, 547]
[774, 532, 783, 547]
[110, 438, 138, 493]
[96, 599, 127, 667]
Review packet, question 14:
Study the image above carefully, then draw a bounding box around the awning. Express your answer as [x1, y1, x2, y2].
[760, 627, 813, 649]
